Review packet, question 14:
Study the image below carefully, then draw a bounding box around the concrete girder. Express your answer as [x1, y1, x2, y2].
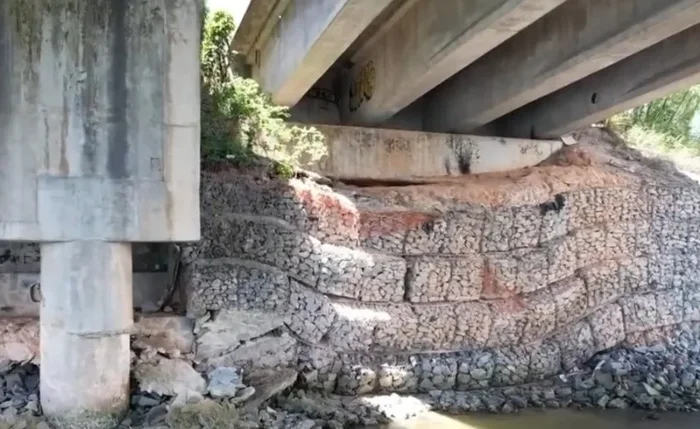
[491, 24, 700, 138]
[233, 0, 291, 60]
[339, 0, 566, 126]
[422, 0, 700, 134]
[250, 0, 396, 107]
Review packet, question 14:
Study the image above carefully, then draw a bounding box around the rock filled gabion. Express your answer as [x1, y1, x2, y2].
[3, 141, 700, 425]
[181, 159, 700, 397]
[423, 328, 700, 413]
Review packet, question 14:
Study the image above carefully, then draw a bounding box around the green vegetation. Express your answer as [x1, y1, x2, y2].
[607, 86, 700, 154]
[200, 11, 326, 176]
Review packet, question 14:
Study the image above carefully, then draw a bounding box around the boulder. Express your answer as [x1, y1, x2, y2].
[207, 367, 245, 398]
[244, 368, 298, 409]
[134, 358, 206, 397]
[0, 318, 39, 365]
[196, 309, 285, 360]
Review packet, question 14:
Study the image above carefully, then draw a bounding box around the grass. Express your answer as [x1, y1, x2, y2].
[621, 124, 700, 179]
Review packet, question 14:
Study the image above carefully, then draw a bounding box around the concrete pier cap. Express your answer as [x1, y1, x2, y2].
[0, 0, 201, 427]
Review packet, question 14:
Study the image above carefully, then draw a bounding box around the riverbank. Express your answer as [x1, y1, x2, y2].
[382, 409, 700, 429]
[2, 320, 700, 428]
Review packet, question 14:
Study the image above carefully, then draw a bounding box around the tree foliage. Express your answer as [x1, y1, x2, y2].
[201, 10, 235, 87]
[199, 10, 326, 175]
[608, 85, 700, 152]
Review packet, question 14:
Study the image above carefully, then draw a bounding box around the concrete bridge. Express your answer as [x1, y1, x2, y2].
[2, 0, 700, 427]
[235, 0, 700, 138]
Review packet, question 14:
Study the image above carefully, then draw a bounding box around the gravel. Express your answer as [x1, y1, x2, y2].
[2, 330, 700, 427]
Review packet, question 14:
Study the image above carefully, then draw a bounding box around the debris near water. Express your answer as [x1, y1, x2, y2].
[4, 329, 700, 428]
[423, 330, 700, 415]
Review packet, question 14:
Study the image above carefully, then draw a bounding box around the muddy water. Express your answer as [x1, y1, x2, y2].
[384, 410, 700, 429]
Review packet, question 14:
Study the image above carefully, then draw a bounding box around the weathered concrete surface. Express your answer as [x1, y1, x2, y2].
[250, 0, 395, 106]
[288, 71, 341, 125]
[233, 0, 290, 59]
[422, 0, 700, 134]
[492, 24, 700, 138]
[340, 0, 565, 126]
[0, 0, 201, 242]
[1, 0, 202, 425]
[308, 124, 562, 179]
[40, 241, 133, 424]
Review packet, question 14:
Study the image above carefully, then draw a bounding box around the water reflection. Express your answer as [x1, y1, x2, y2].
[380, 409, 700, 429]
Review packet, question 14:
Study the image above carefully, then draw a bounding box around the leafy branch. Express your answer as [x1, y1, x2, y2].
[199, 10, 326, 177]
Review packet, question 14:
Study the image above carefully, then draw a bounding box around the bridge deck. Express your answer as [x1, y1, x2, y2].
[234, 0, 700, 138]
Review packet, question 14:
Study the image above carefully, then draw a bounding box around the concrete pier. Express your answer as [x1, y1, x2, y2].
[40, 242, 132, 428]
[0, 0, 201, 425]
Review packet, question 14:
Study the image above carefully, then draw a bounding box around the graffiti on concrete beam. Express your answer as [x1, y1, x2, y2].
[307, 87, 337, 104]
[348, 61, 375, 112]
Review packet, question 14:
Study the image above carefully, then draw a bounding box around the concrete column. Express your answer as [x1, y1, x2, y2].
[40, 241, 133, 428]
[1, 0, 201, 426]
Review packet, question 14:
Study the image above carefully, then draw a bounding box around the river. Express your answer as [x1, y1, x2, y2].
[381, 409, 700, 429]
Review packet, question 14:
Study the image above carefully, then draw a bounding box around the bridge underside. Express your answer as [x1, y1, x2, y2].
[235, 0, 700, 139]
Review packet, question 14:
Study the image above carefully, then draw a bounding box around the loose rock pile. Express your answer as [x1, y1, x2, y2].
[0, 363, 397, 428]
[0, 365, 41, 425]
[3, 328, 700, 428]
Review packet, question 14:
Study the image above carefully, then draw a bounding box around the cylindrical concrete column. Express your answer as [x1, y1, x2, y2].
[40, 241, 133, 428]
